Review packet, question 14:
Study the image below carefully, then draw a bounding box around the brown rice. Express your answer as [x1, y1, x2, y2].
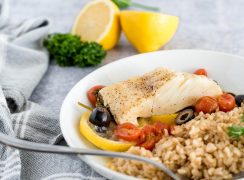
[107, 105, 244, 180]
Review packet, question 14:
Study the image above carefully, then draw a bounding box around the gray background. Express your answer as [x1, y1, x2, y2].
[11, 0, 244, 115]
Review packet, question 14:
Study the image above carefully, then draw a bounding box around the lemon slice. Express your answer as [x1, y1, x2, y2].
[138, 114, 177, 126]
[120, 11, 179, 53]
[79, 112, 134, 152]
[72, 0, 121, 50]
[150, 114, 177, 125]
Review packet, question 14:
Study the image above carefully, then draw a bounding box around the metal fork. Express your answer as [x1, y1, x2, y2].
[0, 133, 182, 180]
[0, 133, 243, 180]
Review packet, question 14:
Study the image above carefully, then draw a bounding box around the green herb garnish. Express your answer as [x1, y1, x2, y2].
[228, 113, 244, 138]
[228, 125, 244, 138]
[111, 0, 160, 11]
[43, 33, 106, 67]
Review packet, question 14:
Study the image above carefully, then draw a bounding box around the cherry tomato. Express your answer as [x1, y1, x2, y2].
[194, 68, 208, 76]
[137, 122, 169, 150]
[138, 125, 159, 150]
[87, 85, 105, 106]
[114, 123, 142, 141]
[217, 93, 236, 112]
[153, 122, 170, 134]
[139, 137, 160, 151]
[137, 125, 154, 144]
[195, 96, 218, 113]
[141, 124, 156, 138]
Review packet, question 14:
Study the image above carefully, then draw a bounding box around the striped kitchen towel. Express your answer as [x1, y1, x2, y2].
[0, 0, 103, 179]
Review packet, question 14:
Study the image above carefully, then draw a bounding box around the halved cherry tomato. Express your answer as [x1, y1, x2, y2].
[137, 124, 159, 150]
[195, 96, 218, 113]
[217, 93, 236, 112]
[114, 122, 142, 141]
[115, 122, 171, 150]
[87, 85, 105, 106]
[139, 137, 161, 151]
[194, 68, 208, 76]
[137, 122, 169, 150]
[153, 122, 170, 134]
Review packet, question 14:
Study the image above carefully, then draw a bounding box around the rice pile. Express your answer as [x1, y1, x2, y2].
[107, 105, 244, 180]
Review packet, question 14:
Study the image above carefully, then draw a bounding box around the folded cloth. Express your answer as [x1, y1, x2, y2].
[0, 1, 103, 179]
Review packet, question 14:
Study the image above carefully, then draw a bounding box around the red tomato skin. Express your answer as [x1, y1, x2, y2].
[194, 68, 208, 76]
[153, 122, 170, 134]
[114, 122, 142, 141]
[87, 85, 105, 106]
[217, 93, 236, 112]
[195, 96, 219, 113]
[139, 138, 159, 151]
[137, 122, 169, 150]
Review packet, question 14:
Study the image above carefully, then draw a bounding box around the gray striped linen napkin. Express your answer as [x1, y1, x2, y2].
[0, 1, 103, 180]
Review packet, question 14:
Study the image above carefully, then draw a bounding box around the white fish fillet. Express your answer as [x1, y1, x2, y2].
[99, 67, 222, 125]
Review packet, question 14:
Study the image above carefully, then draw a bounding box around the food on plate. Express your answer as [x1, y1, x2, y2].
[217, 93, 236, 112]
[136, 122, 172, 150]
[228, 124, 244, 138]
[194, 68, 208, 76]
[195, 96, 219, 114]
[236, 95, 244, 107]
[228, 113, 244, 138]
[72, 0, 120, 50]
[80, 111, 134, 151]
[107, 105, 244, 179]
[89, 107, 112, 127]
[114, 122, 142, 141]
[87, 85, 106, 106]
[98, 67, 222, 125]
[120, 11, 179, 53]
[149, 114, 177, 125]
[78, 67, 244, 179]
[43, 33, 106, 67]
[175, 108, 195, 125]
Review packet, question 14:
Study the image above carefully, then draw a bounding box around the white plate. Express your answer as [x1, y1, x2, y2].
[60, 49, 244, 180]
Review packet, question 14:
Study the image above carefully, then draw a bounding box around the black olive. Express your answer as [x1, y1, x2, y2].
[235, 95, 244, 107]
[89, 107, 112, 127]
[176, 108, 195, 125]
[94, 126, 108, 133]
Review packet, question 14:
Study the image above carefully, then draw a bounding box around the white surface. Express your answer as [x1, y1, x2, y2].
[60, 49, 244, 180]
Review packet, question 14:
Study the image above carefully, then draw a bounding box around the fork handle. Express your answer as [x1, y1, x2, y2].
[0, 133, 181, 180]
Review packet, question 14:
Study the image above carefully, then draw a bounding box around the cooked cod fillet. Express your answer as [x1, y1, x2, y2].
[99, 67, 222, 125]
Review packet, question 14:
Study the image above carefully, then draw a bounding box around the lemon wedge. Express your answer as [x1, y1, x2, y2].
[120, 11, 179, 53]
[79, 111, 134, 152]
[72, 0, 121, 50]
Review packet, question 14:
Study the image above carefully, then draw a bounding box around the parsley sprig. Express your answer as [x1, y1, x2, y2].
[43, 33, 106, 67]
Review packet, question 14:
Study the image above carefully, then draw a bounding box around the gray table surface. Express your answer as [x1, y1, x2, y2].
[12, 0, 244, 114]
